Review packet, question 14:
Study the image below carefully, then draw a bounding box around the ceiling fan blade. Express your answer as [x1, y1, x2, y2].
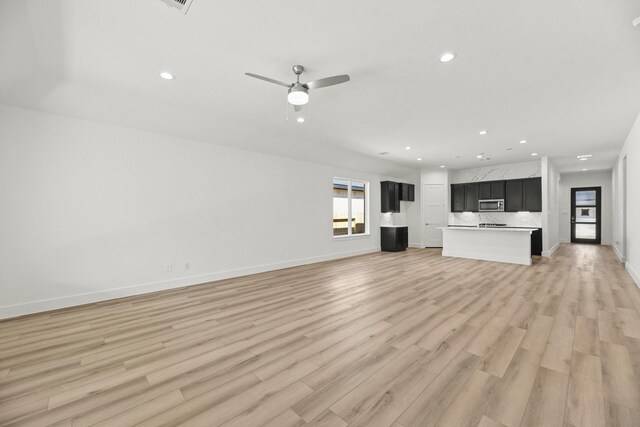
[245, 73, 292, 88]
[294, 104, 303, 112]
[305, 74, 350, 89]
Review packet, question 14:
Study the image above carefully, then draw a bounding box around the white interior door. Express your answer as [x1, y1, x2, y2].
[423, 184, 445, 247]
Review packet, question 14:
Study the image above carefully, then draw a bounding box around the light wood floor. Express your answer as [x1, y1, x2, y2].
[2, 244, 640, 426]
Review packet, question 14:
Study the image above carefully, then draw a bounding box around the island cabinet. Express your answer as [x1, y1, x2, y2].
[479, 180, 505, 200]
[381, 227, 408, 252]
[451, 184, 465, 212]
[464, 183, 479, 212]
[531, 228, 543, 256]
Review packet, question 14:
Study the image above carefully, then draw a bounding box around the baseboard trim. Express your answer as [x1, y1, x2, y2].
[626, 262, 640, 289]
[542, 242, 560, 257]
[0, 247, 380, 320]
[612, 244, 626, 263]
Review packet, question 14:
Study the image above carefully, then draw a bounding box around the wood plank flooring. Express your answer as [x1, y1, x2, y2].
[1, 244, 640, 426]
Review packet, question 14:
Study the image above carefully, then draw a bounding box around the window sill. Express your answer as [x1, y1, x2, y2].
[333, 233, 371, 240]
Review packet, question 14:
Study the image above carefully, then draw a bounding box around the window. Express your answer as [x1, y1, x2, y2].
[333, 178, 369, 237]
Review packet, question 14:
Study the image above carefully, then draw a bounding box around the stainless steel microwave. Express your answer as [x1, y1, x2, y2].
[478, 199, 505, 212]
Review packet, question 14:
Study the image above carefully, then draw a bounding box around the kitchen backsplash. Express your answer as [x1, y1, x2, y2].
[380, 212, 407, 226]
[449, 212, 542, 228]
[450, 160, 541, 184]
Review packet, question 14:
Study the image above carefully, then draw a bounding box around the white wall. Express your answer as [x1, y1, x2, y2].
[0, 105, 419, 318]
[613, 112, 640, 286]
[542, 157, 560, 255]
[558, 170, 613, 245]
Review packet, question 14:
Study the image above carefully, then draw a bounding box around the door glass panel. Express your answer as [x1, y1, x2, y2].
[575, 224, 597, 239]
[575, 190, 596, 206]
[575, 207, 597, 223]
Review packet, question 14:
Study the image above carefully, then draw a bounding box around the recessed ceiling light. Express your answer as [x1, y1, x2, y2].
[477, 154, 483, 159]
[405, 146, 411, 151]
[439, 52, 456, 63]
[479, 130, 488, 135]
[576, 154, 592, 159]
[160, 72, 175, 80]
[582, 168, 588, 171]
[417, 158, 422, 161]
[520, 140, 527, 144]
[296, 117, 305, 123]
[440, 165, 445, 168]
[531, 153, 539, 156]
[579, 158, 588, 161]
[633, 16, 640, 27]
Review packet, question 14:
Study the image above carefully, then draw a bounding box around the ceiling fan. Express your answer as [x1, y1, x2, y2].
[245, 65, 350, 111]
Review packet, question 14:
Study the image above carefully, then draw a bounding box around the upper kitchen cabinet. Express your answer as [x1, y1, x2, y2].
[400, 183, 415, 201]
[464, 183, 479, 212]
[479, 180, 506, 200]
[381, 181, 400, 213]
[505, 179, 523, 212]
[451, 184, 465, 212]
[522, 177, 542, 212]
[505, 177, 542, 212]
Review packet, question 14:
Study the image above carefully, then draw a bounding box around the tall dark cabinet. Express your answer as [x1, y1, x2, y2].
[451, 184, 465, 212]
[464, 183, 479, 212]
[505, 180, 524, 212]
[380, 181, 401, 213]
[522, 178, 542, 212]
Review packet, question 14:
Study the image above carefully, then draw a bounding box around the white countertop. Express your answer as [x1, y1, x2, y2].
[441, 226, 537, 232]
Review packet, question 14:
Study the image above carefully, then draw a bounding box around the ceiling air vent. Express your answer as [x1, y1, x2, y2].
[158, 0, 194, 14]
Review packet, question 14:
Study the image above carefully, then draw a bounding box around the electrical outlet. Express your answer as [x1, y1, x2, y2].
[185, 262, 190, 270]
[165, 263, 172, 273]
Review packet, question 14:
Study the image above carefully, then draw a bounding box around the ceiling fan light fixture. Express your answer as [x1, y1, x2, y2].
[287, 84, 309, 106]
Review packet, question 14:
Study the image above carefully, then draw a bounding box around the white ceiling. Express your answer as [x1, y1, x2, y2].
[1, 0, 640, 173]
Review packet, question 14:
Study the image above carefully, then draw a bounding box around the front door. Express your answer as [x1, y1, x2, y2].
[424, 184, 445, 247]
[571, 187, 601, 244]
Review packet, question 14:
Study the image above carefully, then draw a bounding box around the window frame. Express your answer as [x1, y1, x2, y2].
[332, 177, 370, 239]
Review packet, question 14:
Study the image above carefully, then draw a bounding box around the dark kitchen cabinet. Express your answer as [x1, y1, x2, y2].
[505, 180, 524, 212]
[464, 183, 479, 212]
[381, 181, 400, 213]
[523, 178, 542, 212]
[531, 228, 543, 256]
[479, 181, 505, 200]
[479, 182, 492, 200]
[381, 226, 408, 252]
[451, 184, 465, 212]
[505, 177, 542, 212]
[491, 180, 506, 199]
[400, 183, 415, 201]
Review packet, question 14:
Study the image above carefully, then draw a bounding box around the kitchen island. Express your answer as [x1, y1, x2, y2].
[440, 226, 538, 265]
